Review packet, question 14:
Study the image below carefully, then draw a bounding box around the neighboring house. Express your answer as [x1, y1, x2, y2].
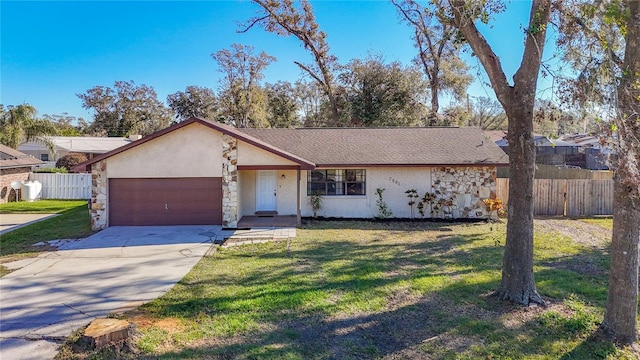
[18, 136, 139, 164]
[0, 144, 44, 203]
[496, 134, 582, 167]
[559, 133, 613, 170]
[494, 132, 613, 170]
[74, 118, 508, 230]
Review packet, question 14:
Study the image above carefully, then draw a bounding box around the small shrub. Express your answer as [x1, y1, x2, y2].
[307, 192, 324, 218]
[375, 188, 392, 219]
[433, 197, 455, 218]
[405, 189, 419, 219]
[56, 153, 88, 171]
[417, 192, 436, 218]
[483, 198, 504, 220]
[33, 167, 68, 173]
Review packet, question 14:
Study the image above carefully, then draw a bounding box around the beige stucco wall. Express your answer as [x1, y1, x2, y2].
[237, 141, 299, 166]
[300, 167, 434, 218]
[107, 123, 223, 178]
[239, 169, 298, 216]
[239, 170, 255, 216]
[276, 170, 298, 215]
[236, 170, 244, 220]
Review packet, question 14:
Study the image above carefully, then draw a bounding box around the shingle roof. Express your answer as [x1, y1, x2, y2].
[72, 119, 508, 172]
[0, 144, 44, 169]
[484, 130, 508, 143]
[239, 127, 508, 166]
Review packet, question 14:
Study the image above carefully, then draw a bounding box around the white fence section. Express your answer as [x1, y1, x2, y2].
[29, 173, 92, 200]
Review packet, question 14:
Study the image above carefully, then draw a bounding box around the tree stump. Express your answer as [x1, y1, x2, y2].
[83, 318, 134, 351]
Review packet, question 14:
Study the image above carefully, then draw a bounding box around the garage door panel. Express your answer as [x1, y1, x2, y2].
[109, 178, 222, 226]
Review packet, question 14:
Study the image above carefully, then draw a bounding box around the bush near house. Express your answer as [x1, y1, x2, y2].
[56, 153, 88, 171]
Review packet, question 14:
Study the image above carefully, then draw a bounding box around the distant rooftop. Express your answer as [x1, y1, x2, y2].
[19, 136, 134, 154]
[0, 144, 44, 169]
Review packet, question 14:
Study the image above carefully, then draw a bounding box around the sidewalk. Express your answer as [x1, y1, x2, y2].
[0, 214, 59, 235]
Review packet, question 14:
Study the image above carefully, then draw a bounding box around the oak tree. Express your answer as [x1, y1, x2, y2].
[467, 96, 507, 130]
[42, 113, 89, 136]
[443, 0, 552, 305]
[393, 0, 473, 125]
[167, 85, 219, 122]
[265, 81, 301, 128]
[294, 80, 325, 127]
[212, 43, 275, 128]
[240, 0, 342, 126]
[556, 0, 640, 343]
[77, 81, 171, 137]
[339, 55, 428, 126]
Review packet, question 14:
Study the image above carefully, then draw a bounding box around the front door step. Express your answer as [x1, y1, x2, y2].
[255, 211, 278, 217]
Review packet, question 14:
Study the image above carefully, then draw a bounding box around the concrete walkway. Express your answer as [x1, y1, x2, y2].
[0, 213, 59, 235]
[0, 225, 297, 359]
[0, 226, 221, 360]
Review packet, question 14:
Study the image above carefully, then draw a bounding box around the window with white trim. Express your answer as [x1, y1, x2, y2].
[307, 169, 366, 196]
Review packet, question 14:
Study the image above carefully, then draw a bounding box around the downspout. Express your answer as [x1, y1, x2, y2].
[297, 168, 301, 225]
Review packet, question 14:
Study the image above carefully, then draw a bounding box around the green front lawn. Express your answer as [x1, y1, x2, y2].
[0, 200, 92, 257]
[62, 220, 635, 360]
[0, 199, 88, 214]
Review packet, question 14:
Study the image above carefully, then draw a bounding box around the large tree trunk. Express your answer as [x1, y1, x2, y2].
[428, 77, 439, 126]
[448, 0, 550, 306]
[326, 90, 341, 127]
[493, 99, 545, 306]
[601, 0, 640, 343]
[602, 176, 640, 343]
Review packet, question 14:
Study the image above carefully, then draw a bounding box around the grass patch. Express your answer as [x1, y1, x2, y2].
[580, 217, 614, 230]
[60, 220, 637, 359]
[0, 199, 87, 214]
[0, 201, 92, 257]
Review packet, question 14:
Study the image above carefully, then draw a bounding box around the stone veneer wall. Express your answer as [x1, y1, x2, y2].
[90, 160, 108, 230]
[222, 134, 238, 227]
[0, 167, 31, 203]
[431, 166, 497, 219]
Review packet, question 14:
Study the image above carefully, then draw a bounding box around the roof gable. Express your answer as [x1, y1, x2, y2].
[72, 118, 315, 172]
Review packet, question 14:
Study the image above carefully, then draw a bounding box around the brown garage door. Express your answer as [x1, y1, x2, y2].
[109, 178, 222, 226]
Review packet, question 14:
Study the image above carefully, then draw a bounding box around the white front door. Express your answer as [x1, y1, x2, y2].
[256, 170, 277, 212]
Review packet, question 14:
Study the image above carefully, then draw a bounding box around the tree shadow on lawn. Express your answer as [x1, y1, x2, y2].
[132, 227, 617, 359]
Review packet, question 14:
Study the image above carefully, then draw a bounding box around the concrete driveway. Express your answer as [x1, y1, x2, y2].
[0, 225, 224, 360]
[0, 213, 59, 235]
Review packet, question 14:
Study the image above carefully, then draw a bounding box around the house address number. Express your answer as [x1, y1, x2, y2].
[388, 177, 400, 186]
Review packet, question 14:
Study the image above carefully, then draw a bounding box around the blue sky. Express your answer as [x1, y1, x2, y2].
[1, 1, 545, 121]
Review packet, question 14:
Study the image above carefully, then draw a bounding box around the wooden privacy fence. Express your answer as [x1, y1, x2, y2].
[29, 173, 92, 200]
[496, 178, 613, 216]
